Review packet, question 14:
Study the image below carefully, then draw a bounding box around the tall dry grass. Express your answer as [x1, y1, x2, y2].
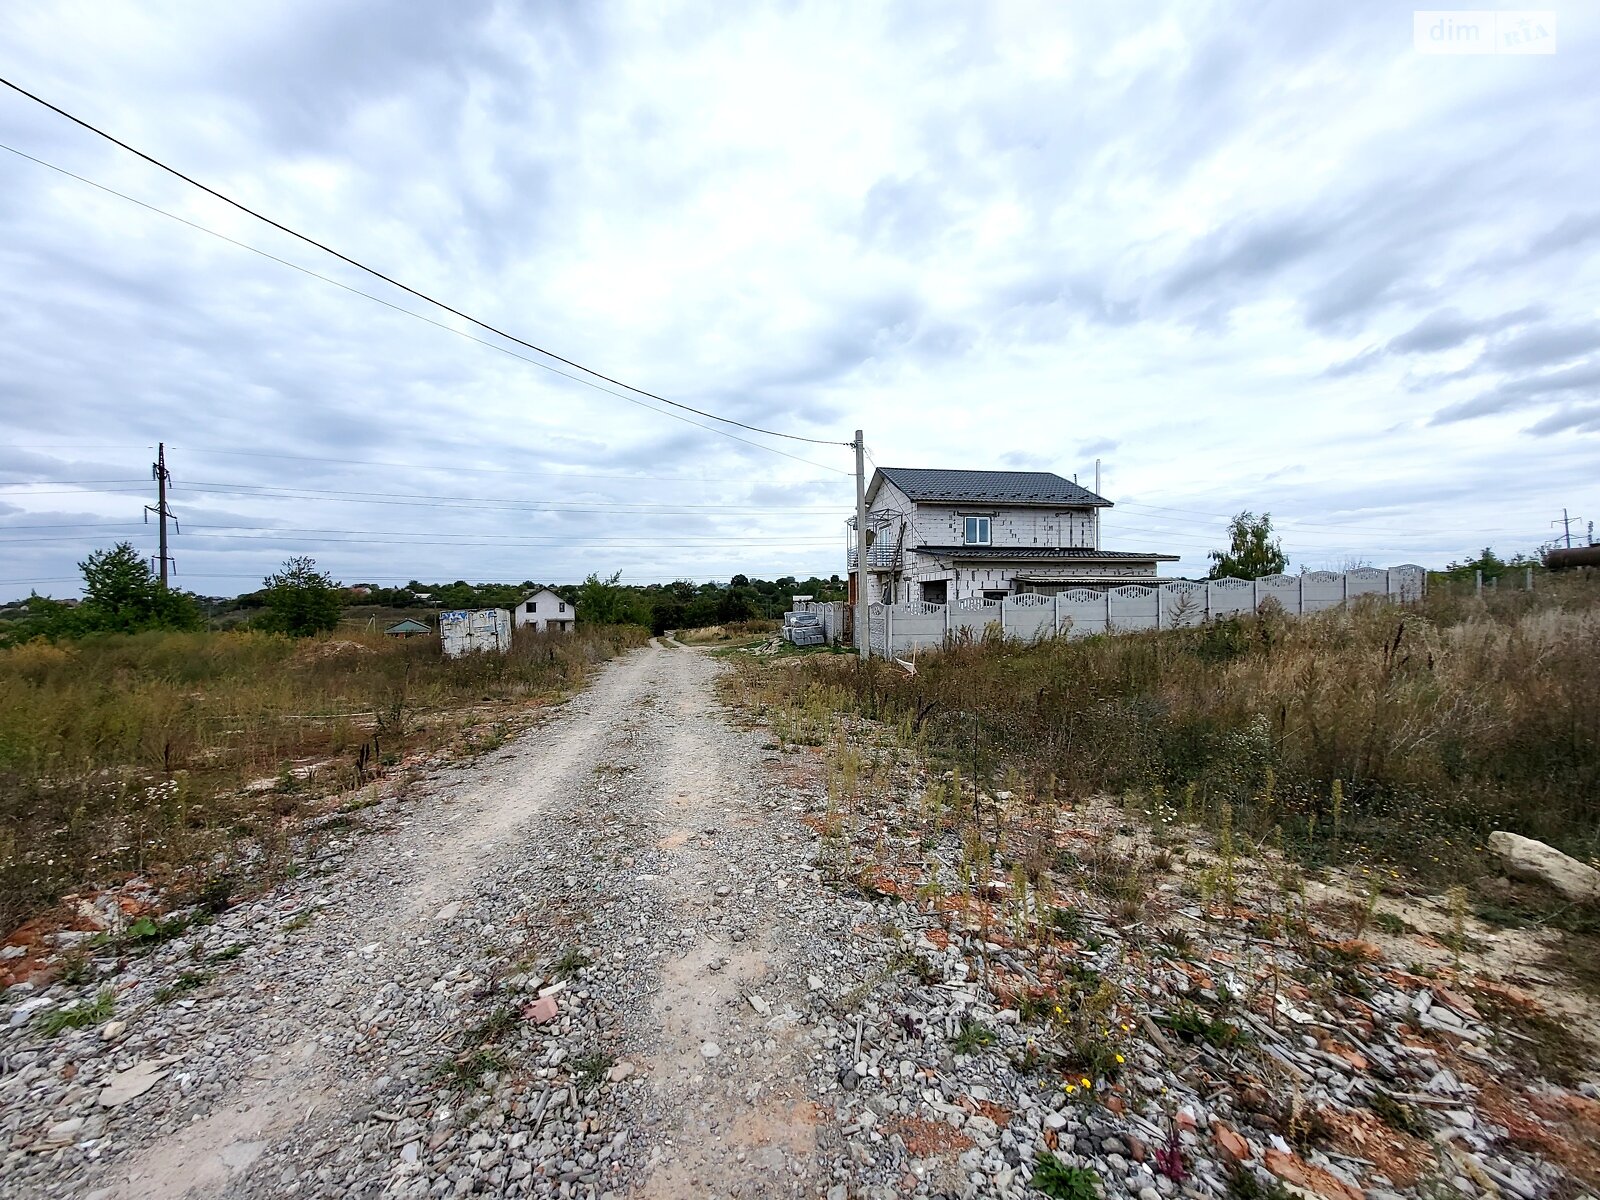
[732, 576, 1600, 877]
[0, 625, 647, 929]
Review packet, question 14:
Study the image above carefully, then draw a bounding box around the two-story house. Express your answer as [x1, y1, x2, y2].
[511, 588, 576, 633]
[847, 467, 1178, 605]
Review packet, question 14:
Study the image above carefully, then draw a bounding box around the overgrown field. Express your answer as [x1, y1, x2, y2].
[0, 625, 648, 930]
[729, 576, 1600, 878]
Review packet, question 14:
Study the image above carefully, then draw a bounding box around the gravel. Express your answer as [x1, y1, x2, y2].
[3, 640, 1595, 1200]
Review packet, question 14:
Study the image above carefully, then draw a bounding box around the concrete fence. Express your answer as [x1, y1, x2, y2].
[848, 566, 1426, 659]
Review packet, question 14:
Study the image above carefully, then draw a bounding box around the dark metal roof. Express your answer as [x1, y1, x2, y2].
[877, 467, 1110, 507]
[916, 545, 1180, 561]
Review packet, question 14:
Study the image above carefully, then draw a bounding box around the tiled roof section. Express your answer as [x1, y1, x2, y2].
[877, 467, 1111, 506]
[915, 545, 1180, 561]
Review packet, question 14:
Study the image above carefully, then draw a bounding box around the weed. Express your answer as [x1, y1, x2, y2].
[1373, 912, 1410, 936]
[37, 988, 115, 1036]
[1469, 986, 1591, 1085]
[550, 948, 591, 979]
[1050, 906, 1087, 939]
[462, 1004, 520, 1046]
[57, 949, 94, 985]
[1030, 1156, 1101, 1200]
[1157, 927, 1196, 956]
[282, 910, 315, 932]
[121, 911, 203, 953]
[435, 1047, 508, 1091]
[1157, 1003, 1249, 1048]
[571, 1051, 614, 1090]
[1364, 1087, 1431, 1138]
[206, 944, 247, 964]
[154, 969, 211, 1004]
[1229, 1166, 1297, 1200]
[1448, 884, 1469, 969]
[950, 1017, 997, 1055]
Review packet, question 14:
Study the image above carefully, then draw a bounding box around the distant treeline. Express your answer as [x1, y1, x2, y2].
[3, 554, 846, 643]
[369, 572, 848, 637]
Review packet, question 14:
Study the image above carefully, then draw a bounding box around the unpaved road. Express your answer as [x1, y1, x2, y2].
[5, 641, 844, 1199]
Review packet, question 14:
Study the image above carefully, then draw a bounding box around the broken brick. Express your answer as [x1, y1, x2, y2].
[524, 995, 559, 1024]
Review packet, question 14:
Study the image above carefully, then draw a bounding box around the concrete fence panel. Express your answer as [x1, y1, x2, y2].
[1206, 576, 1254, 618]
[1301, 570, 1345, 613]
[1108, 584, 1159, 632]
[1160, 581, 1208, 628]
[1346, 567, 1387, 601]
[891, 601, 948, 652]
[1256, 573, 1300, 612]
[1059, 589, 1109, 637]
[1005, 592, 1056, 642]
[1389, 565, 1426, 601]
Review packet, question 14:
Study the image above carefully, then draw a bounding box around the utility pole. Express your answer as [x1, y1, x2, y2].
[854, 429, 869, 657]
[1552, 508, 1583, 549]
[145, 442, 176, 587]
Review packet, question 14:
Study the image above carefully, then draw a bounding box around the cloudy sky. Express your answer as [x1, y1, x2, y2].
[1, 1, 1596, 599]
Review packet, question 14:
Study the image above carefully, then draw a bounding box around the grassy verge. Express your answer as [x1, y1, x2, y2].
[672, 618, 782, 645]
[0, 624, 648, 931]
[726, 574, 1600, 879]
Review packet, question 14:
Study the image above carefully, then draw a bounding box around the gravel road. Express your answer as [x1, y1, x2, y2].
[3, 641, 856, 1199]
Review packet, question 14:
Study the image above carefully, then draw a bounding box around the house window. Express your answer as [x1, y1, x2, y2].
[525, 601, 537, 613]
[964, 515, 991, 545]
[921, 580, 948, 604]
[559, 602, 566, 613]
[983, 589, 1009, 602]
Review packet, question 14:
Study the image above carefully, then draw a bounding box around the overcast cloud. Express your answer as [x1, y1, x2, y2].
[2, 1, 1597, 598]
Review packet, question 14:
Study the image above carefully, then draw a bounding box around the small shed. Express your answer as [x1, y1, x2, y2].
[384, 618, 431, 638]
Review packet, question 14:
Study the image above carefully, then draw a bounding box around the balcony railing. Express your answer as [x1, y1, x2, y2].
[846, 543, 904, 571]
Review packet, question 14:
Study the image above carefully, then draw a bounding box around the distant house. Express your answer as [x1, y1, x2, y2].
[849, 467, 1178, 605]
[384, 618, 431, 638]
[512, 588, 575, 633]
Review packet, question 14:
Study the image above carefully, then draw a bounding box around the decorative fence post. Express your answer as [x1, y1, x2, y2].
[1053, 593, 1061, 637]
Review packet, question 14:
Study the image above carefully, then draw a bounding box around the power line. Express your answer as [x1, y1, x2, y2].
[0, 522, 145, 530]
[0, 78, 850, 451]
[172, 445, 838, 486]
[0, 141, 851, 477]
[0, 478, 850, 514]
[0, 532, 844, 546]
[175, 480, 849, 511]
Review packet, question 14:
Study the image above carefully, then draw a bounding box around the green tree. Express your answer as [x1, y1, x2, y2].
[259, 556, 343, 637]
[1442, 547, 1508, 581]
[1208, 512, 1288, 580]
[650, 599, 687, 637]
[576, 571, 645, 625]
[48, 543, 204, 635]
